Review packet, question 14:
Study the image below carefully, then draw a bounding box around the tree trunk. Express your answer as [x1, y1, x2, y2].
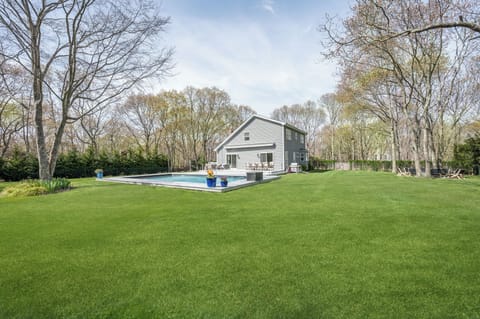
[390, 119, 397, 173]
[429, 124, 440, 169]
[35, 108, 51, 179]
[423, 127, 431, 177]
[331, 128, 335, 163]
[412, 126, 422, 177]
[31, 27, 52, 180]
[47, 115, 68, 179]
[202, 139, 208, 163]
[22, 108, 31, 154]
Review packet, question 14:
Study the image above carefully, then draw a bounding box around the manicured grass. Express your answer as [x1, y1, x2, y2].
[1, 171, 479, 318]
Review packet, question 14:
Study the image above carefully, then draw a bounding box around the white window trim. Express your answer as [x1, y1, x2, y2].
[259, 152, 273, 162]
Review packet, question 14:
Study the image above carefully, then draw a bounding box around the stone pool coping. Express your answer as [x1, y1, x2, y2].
[99, 171, 281, 193]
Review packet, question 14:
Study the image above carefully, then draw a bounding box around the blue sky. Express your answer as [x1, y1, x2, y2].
[157, 0, 352, 116]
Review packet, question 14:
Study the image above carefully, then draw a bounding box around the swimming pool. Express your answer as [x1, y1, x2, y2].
[137, 174, 246, 185]
[103, 172, 280, 192]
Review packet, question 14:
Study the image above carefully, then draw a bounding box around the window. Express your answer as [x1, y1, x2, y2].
[295, 132, 298, 140]
[300, 134, 305, 144]
[244, 132, 250, 141]
[286, 129, 292, 141]
[260, 152, 273, 162]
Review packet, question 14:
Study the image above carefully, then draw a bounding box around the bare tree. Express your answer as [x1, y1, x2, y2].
[157, 90, 188, 171]
[319, 93, 343, 160]
[320, 0, 478, 176]
[298, 101, 325, 155]
[75, 105, 111, 156]
[0, 62, 26, 156]
[271, 105, 291, 124]
[237, 105, 257, 123]
[121, 95, 163, 155]
[196, 87, 232, 163]
[0, 0, 173, 180]
[271, 102, 325, 156]
[227, 104, 257, 130]
[378, 1, 480, 39]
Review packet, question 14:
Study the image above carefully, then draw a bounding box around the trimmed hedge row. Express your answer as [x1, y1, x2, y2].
[349, 160, 414, 171]
[308, 159, 415, 172]
[308, 157, 477, 174]
[0, 149, 39, 181]
[0, 148, 168, 181]
[453, 135, 480, 175]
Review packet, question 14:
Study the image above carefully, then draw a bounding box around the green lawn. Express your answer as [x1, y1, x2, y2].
[1, 171, 479, 318]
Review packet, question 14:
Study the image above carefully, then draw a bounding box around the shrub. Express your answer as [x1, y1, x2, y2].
[55, 149, 87, 178]
[1, 148, 169, 180]
[309, 157, 336, 170]
[1, 182, 47, 197]
[0, 178, 71, 198]
[39, 178, 71, 193]
[350, 160, 393, 171]
[454, 135, 480, 175]
[0, 149, 39, 181]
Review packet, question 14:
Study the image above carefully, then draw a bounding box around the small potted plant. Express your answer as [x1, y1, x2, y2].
[206, 169, 216, 187]
[220, 176, 228, 187]
[94, 168, 103, 179]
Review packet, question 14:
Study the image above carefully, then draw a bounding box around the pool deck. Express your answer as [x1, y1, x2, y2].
[101, 170, 281, 193]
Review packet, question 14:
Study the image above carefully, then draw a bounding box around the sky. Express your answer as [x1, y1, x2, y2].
[156, 0, 352, 116]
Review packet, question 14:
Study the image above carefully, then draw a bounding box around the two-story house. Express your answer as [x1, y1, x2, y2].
[214, 115, 308, 172]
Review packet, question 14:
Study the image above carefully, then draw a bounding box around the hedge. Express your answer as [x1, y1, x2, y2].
[307, 157, 477, 174]
[0, 149, 168, 181]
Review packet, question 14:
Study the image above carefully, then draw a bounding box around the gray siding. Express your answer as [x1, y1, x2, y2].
[284, 127, 307, 167]
[216, 117, 285, 170]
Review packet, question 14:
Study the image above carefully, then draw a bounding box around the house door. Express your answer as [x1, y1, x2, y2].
[226, 154, 237, 168]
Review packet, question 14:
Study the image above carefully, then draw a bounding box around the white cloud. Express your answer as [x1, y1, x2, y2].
[261, 0, 275, 15]
[155, 11, 338, 116]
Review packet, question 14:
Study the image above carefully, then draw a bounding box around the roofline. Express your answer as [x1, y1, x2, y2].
[284, 123, 307, 135]
[252, 114, 307, 134]
[214, 114, 306, 151]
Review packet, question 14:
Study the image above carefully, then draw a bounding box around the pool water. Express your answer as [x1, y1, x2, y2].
[136, 174, 246, 185]
[105, 172, 280, 192]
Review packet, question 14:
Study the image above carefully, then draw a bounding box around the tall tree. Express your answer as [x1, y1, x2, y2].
[378, 1, 480, 38]
[320, 0, 478, 176]
[0, 0, 173, 180]
[271, 101, 325, 156]
[121, 95, 162, 155]
[0, 62, 26, 156]
[319, 93, 343, 160]
[75, 106, 110, 156]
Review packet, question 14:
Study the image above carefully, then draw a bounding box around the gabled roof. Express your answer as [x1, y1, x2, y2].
[214, 114, 306, 151]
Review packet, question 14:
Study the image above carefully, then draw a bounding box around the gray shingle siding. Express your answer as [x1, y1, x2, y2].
[216, 117, 284, 170]
[284, 127, 307, 166]
[215, 115, 307, 171]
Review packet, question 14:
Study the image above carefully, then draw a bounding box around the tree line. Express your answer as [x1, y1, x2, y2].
[1, 84, 258, 173]
[1, 0, 479, 180]
[318, 0, 480, 176]
[1, 80, 332, 176]
[0, 1, 329, 179]
[0, 148, 168, 181]
[0, 0, 173, 180]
